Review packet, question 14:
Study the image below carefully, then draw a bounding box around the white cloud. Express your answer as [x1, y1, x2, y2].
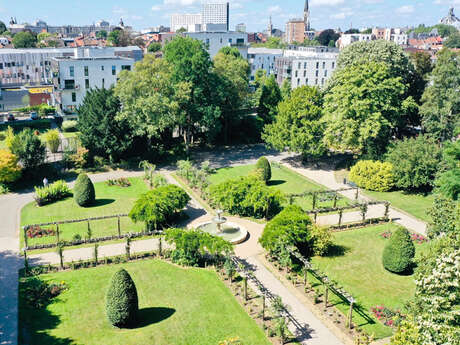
[151, 5, 162, 11]
[268, 5, 281, 13]
[163, 0, 200, 5]
[330, 7, 354, 19]
[311, 0, 345, 6]
[396, 5, 414, 14]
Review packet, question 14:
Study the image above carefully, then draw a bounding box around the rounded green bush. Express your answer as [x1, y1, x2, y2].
[73, 173, 95, 207]
[106, 269, 139, 328]
[382, 227, 415, 274]
[349, 160, 394, 192]
[255, 156, 271, 183]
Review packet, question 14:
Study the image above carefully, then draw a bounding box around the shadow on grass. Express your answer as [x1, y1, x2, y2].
[324, 244, 350, 258]
[89, 199, 115, 207]
[132, 307, 175, 328]
[267, 180, 286, 187]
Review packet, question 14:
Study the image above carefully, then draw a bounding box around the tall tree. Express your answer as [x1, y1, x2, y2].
[213, 47, 250, 144]
[0, 21, 6, 34]
[323, 61, 416, 157]
[420, 49, 460, 142]
[257, 75, 282, 124]
[318, 29, 339, 46]
[163, 36, 221, 151]
[77, 88, 133, 162]
[12, 31, 37, 48]
[263, 86, 326, 159]
[443, 32, 460, 48]
[11, 128, 46, 170]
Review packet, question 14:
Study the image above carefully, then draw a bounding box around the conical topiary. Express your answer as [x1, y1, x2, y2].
[255, 156, 271, 183]
[382, 227, 415, 274]
[73, 173, 95, 206]
[106, 269, 139, 328]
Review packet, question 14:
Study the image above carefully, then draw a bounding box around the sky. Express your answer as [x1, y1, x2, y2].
[0, 0, 458, 32]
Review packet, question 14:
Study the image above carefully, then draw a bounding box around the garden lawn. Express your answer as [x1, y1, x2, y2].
[19, 259, 271, 345]
[208, 164, 350, 210]
[362, 190, 434, 223]
[21, 177, 150, 249]
[61, 131, 80, 139]
[310, 223, 430, 338]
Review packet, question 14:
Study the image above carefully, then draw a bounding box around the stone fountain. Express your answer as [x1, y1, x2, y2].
[196, 210, 248, 244]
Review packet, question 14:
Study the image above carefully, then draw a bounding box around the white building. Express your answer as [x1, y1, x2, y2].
[235, 23, 246, 33]
[248, 48, 283, 81]
[384, 28, 408, 46]
[0, 47, 142, 87]
[171, 13, 202, 33]
[51, 47, 134, 114]
[186, 31, 247, 58]
[201, 2, 229, 32]
[338, 33, 375, 49]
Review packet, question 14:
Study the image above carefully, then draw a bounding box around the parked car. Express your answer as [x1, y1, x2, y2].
[7, 113, 15, 122]
[30, 111, 39, 120]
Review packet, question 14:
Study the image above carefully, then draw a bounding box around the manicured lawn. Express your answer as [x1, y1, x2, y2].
[362, 190, 434, 223]
[21, 177, 150, 248]
[19, 260, 271, 345]
[208, 164, 350, 210]
[61, 131, 80, 139]
[310, 223, 430, 338]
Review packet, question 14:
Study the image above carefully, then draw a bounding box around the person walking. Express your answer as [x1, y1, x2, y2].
[43, 177, 48, 187]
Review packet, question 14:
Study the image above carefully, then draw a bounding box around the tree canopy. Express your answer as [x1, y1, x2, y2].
[12, 31, 37, 48]
[257, 75, 282, 124]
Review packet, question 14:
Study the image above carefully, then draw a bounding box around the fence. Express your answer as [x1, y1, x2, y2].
[23, 214, 156, 250]
[288, 187, 360, 210]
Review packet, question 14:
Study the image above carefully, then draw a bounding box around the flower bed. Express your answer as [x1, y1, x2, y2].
[380, 231, 427, 244]
[26, 225, 56, 239]
[106, 178, 131, 188]
[370, 305, 402, 328]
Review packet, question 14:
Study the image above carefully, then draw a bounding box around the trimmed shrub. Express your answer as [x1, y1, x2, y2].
[129, 184, 190, 230]
[255, 156, 271, 183]
[382, 227, 415, 274]
[73, 173, 95, 207]
[61, 120, 78, 133]
[43, 129, 60, 153]
[349, 160, 394, 192]
[0, 149, 22, 183]
[34, 180, 72, 206]
[208, 176, 284, 219]
[106, 269, 139, 328]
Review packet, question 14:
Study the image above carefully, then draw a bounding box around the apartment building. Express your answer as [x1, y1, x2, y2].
[186, 31, 248, 58]
[171, 14, 202, 33]
[285, 19, 305, 43]
[337, 33, 375, 49]
[51, 47, 134, 114]
[202, 2, 229, 32]
[248, 48, 283, 81]
[0, 46, 142, 87]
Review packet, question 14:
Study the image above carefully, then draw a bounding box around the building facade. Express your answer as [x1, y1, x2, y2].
[248, 48, 283, 81]
[338, 33, 375, 49]
[201, 2, 229, 32]
[285, 19, 305, 43]
[235, 23, 246, 33]
[171, 14, 202, 32]
[186, 31, 247, 58]
[51, 47, 134, 114]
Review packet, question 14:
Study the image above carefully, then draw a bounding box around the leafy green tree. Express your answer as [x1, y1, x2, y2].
[349, 160, 394, 192]
[0, 150, 21, 183]
[43, 129, 60, 153]
[12, 31, 37, 48]
[280, 79, 291, 100]
[96, 30, 107, 39]
[255, 156, 271, 183]
[147, 42, 161, 53]
[11, 128, 46, 170]
[435, 140, 460, 200]
[385, 135, 442, 191]
[106, 269, 139, 328]
[252, 37, 287, 49]
[420, 49, 460, 142]
[317, 29, 339, 46]
[214, 47, 250, 144]
[323, 62, 415, 157]
[0, 21, 6, 34]
[444, 32, 460, 48]
[263, 86, 325, 159]
[257, 75, 282, 124]
[78, 88, 133, 162]
[427, 194, 459, 238]
[163, 36, 222, 150]
[73, 173, 95, 207]
[382, 227, 415, 274]
[108, 29, 132, 47]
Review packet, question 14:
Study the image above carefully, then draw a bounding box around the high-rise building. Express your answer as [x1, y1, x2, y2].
[285, 19, 305, 43]
[235, 23, 246, 32]
[201, 1, 229, 31]
[171, 13, 202, 32]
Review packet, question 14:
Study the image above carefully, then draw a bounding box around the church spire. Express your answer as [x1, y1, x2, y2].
[305, 0, 309, 12]
[304, 0, 310, 32]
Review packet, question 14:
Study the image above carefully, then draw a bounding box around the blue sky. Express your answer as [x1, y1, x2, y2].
[0, 0, 458, 32]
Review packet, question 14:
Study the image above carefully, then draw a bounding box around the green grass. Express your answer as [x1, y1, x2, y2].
[21, 177, 150, 249]
[362, 190, 434, 223]
[61, 131, 80, 139]
[19, 260, 271, 345]
[208, 164, 350, 210]
[310, 223, 430, 338]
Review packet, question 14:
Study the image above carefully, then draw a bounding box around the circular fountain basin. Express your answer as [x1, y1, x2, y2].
[197, 221, 248, 245]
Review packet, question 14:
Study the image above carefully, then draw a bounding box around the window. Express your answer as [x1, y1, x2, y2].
[84, 66, 89, 77]
[228, 38, 232, 44]
[321, 78, 324, 85]
[304, 62, 307, 69]
[324, 70, 328, 77]
[121, 65, 131, 71]
[112, 65, 116, 75]
[303, 70, 306, 77]
[322, 62, 326, 69]
[332, 62, 335, 69]
[315, 78, 318, 85]
[316, 62, 319, 69]
[64, 79, 75, 89]
[315, 70, 318, 77]
[305, 78, 308, 84]
[101, 65, 104, 71]
[298, 62, 301, 69]
[297, 78, 300, 86]
[71, 92, 76, 103]
[102, 78, 105, 88]
[85, 79, 89, 89]
[69, 66, 74, 77]
[295, 70, 298, 77]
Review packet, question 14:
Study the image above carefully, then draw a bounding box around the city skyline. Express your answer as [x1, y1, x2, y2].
[0, 0, 458, 32]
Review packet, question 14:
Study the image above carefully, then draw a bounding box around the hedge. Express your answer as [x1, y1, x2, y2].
[349, 160, 394, 192]
[382, 227, 415, 274]
[73, 173, 95, 207]
[0, 119, 51, 132]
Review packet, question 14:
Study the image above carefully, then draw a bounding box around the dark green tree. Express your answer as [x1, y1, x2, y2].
[73, 173, 95, 207]
[263, 86, 325, 159]
[163, 36, 221, 151]
[147, 42, 162, 53]
[443, 32, 460, 48]
[409, 51, 433, 110]
[106, 269, 139, 328]
[420, 49, 460, 142]
[11, 128, 46, 170]
[96, 30, 107, 39]
[427, 194, 459, 239]
[0, 21, 6, 34]
[255, 156, 271, 183]
[435, 140, 460, 200]
[12, 31, 37, 48]
[318, 29, 340, 46]
[385, 135, 442, 191]
[382, 227, 415, 274]
[257, 75, 282, 124]
[77, 87, 133, 162]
